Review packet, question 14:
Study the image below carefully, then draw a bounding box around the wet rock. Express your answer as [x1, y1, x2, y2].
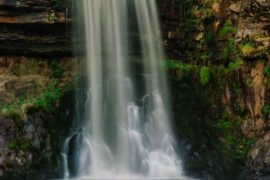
[0, 0, 71, 57]
[247, 131, 270, 178]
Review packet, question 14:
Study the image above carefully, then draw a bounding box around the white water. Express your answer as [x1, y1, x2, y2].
[63, 0, 186, 179]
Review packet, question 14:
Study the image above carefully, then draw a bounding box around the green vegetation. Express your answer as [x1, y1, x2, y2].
[50, 60, 64, 78]
[221, 38, 238, 60]
[0, 81, 61, 118]
[264, 67, 270, 77]
[163, 60, 195, 74]
[215, 113, 255, 162]
[227, 58, 244, 72]
[219, 21, 237, 37]
[200, 66, 211, 86]
[240, 42, 255, 56]
[47, 10, 58, 21]
[262, 104, 270, 116]
[7, 139, 35, 152]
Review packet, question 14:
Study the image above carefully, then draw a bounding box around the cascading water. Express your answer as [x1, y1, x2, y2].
[63, 0, 187, 179]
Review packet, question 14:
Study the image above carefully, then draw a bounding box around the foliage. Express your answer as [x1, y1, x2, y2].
[200, 66, 211, 86]
[8, 139, 35, 152]
[227, 58, 243, 72]
[163, 60, 195, 74]
[200, 51, 214, 62]
[215, 113, 255, 162]
[219, 21, 237, 37]
[8, 140, 17, 150]
[0, 81, 61, 118]
[47, 10, 58, 21]
[221, 38, 238, 60]
[239, 42, 255, 56]
[264, 67, 270, 77]
[50, 60, 64, 78]
[262, 104, 270, 115]
[35, 82, 60, 112]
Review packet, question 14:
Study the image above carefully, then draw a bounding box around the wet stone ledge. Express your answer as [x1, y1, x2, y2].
[0, 0, 72, 57]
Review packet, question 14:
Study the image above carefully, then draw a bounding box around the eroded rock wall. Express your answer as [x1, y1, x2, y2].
[0, 1, 74, 176]
[0, 0, 72, 57]
[157, 0, 270, 179]
[0, 0, 269, 179]
[0, 56, 75, 179]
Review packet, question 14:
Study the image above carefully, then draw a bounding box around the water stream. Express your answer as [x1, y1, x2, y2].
[62, 0, 187, 179]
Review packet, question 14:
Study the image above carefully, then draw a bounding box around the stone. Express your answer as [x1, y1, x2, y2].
[255, 0, 270, 7]
[250, 147, 261, 159]
[212, 2, 221, 14]
[247, 131, 270, 176]
[229, 1, 243, 13]
[194, 32, 204, 41]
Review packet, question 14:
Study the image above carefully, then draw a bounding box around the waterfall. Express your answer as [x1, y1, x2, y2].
[63, 0, 187, 179]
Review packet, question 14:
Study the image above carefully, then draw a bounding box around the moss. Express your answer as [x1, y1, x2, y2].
[240, 42, 255, 56]
[264, 67, 270, 77]
[50, 60, 64, 78]
[200, 66, 211, 86]
[227, 58, 244, 72]
[0, 80, 61, 118]
[262, 104, 270, 116]
[219, 21, 237, 38]
[164, 60, 195, 74]
[2, 86, 75, 179]
[7, 140, 17, 151]
[221, 38, 238, 61]
[214, 113, 255, 162]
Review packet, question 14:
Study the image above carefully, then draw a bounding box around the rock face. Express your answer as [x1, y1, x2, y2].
[157, 0, 270, 179]
[0, 56, 74, 103]
[0, 101, 74, 179]
[0, 56, 75, 178]
[0, 1, 74, 177]
[0, 0, 268, 179]
[235, 0, 270, 40]
[0, 0, 72, 57]
[247, 131, 270, 179]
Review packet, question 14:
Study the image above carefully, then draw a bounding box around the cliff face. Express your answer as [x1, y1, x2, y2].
[0, 56, 75, 179]
[0, 1, 74, 178]
[0, 0, 71, 57]
[157, 0, 270, 179]
[0, 0, 269, 179]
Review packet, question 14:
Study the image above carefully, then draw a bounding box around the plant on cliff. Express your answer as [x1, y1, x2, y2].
[262, 104, 270, 117]
[264, 67, 270, 77]
[239, 42, 255, 56]
[35, 82, 60, 112]
[221, 38, 238, 61]
[200, 66, 211, 86]
[227, 58, 244, 72]
[215, 113, 255, 162]
[164, 60, 195, 75]
[219, 21, 236, 38]
[0, 81, 61, 118]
